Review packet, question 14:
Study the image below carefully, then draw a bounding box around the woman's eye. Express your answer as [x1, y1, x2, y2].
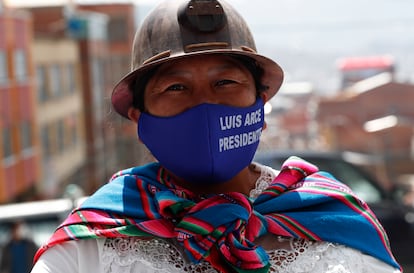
[166, 84, 185, 91]
[216, 79, 236, 87]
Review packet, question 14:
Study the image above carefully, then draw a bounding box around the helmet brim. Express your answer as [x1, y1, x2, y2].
[111, 50, 284, 119]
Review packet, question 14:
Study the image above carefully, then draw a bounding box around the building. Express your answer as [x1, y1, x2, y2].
[260, 82, 319, 151]
[0, 6, 41, 203]
[316, 73, 414, 187]
[32, 15, 86, 198]
[77, 3, 135, 87]
[336, 55, 395, 89]
[29, 5, 116, 194]
[0, 1, 148, 202]
[78, 3, 149, 170]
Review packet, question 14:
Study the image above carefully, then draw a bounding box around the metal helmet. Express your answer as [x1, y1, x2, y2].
[111, 0, 284, 118]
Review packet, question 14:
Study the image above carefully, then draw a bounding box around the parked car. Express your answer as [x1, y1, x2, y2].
[254, 150, 414, 272]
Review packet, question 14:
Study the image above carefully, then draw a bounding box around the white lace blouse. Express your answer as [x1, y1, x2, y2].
[31, 163, 401, 273]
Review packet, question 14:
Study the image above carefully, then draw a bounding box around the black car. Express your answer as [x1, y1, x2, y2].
[254, 150, 414, 272]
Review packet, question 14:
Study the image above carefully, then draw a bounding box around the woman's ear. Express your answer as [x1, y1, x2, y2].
[127, 108, 143, 143]
[127, 107, 141, 123]
[260, 91, 268, 104]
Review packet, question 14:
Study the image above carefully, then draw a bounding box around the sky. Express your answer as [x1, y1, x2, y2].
[5, 0, 414, 93]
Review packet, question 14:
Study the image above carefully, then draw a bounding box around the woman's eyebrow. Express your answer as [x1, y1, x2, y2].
[157, 68, 193, 78]
[207, 63, 245, 75]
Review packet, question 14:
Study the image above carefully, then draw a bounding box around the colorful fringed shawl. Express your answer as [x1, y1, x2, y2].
[34, 157, 400, 272]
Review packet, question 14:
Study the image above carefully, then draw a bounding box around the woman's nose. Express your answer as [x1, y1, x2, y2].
[193, 84, 219, 105]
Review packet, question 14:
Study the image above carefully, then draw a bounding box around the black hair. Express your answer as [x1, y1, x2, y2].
[130, 68, 157, 112]
[130, 55, 268, 112]
[230, 54, 268, 94]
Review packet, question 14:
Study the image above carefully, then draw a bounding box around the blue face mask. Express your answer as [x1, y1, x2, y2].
[138, 98, 264, 184]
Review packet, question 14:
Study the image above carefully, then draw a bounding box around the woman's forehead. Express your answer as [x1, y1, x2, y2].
[153, 54, 249, 76]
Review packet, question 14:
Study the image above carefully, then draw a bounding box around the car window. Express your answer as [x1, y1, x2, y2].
[309, 159, 383, 203]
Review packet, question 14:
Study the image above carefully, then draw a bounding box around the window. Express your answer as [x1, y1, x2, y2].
[49, 64, 63, 98]
[40, 125, 51, 159]
[0, 50, 8, 85]
[66, 63, 76, 94]
[56, 120, 65, 153]
[14, 49, 27, 83]
[20, 121, 32, 151]
[2, 126, 13, 159]
[36, 66, 48, 102]
[108, 17, 128, 42]
[66, 114, 78, 147]
[92, 59, 105, 119]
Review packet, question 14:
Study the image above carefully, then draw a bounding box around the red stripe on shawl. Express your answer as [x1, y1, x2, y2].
[136, 178, 157, 219]
[267, 214, 321, 240]
[71, 210, 126, 225]
[137, 219, 176, 237]
[59, 226, 77, 241]
[245, 212, 267, 240]
[186, 193, 251, 214]
[176, 216, 216, 235]
[264, 217, 296, 238]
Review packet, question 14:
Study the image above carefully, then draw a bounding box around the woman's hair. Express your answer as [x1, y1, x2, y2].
[130, 55, 268, 112]
[232, 54, 268, 94]
[130, 69, 156, 113]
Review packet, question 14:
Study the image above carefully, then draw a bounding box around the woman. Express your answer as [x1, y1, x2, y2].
[31, 0, 401, 272]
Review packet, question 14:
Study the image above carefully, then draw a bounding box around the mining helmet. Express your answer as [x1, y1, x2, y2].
[111, 0, 284, 119]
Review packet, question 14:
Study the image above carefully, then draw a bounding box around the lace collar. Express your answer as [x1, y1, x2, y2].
[249, 162, 279, 198]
